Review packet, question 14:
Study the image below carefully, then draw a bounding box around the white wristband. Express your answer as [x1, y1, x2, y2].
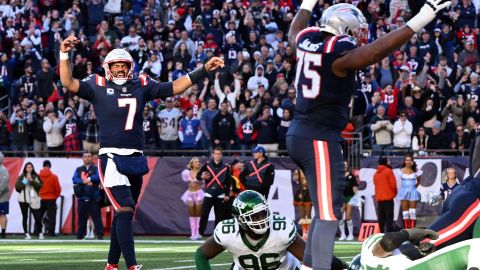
[406, 5, 435, 33]
[300, 0, 317, 12]
[59, 51, 69, 60]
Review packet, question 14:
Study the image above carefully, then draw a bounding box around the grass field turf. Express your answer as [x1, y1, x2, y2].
[0, 236, 361, 269]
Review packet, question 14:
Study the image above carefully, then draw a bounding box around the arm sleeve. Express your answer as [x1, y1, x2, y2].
[72, 169, 83, 184]
[392, 121, 402, 134]
[181, 170, 191, 183]
[265, 164, 275, 187]
[76, 75, 96, 101]
[43, 119, 53, 133]
[9, 113, 16, 125]
[145, 76, 174, 100]
[89, 167, 100, 183]
[195, 129, 203, 142]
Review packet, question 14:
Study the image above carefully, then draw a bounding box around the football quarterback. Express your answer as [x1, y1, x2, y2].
[195, 190, 348, 270]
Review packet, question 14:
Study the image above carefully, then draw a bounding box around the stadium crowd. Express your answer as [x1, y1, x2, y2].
[0, 0, 479, 156]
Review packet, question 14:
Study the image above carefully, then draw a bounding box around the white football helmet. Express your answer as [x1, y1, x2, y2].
[103, 49, 135, 85]
[319, 3, 369, 45]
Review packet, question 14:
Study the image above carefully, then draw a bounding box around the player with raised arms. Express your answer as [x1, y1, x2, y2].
[59, 35, 224, 270]
[287, 0, 451, 269]
[195, 190, 348, 270]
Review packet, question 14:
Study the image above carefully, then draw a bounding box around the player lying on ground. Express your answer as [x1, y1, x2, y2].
[349, 228, 480, 270]
[286, 0, 451, 269]
[426, 131, 480, 249]
[195, 190, 348, 270]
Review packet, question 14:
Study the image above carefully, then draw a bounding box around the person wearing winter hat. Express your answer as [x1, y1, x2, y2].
[38, 160, 61, 236]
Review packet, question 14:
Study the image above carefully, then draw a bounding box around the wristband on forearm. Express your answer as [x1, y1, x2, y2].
[59, 51, 69, 60]
[300, 0, 317, 12]
[188, 66, 208, 84]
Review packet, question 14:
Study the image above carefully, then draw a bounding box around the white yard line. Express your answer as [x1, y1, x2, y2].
[153, 263, 231, 270]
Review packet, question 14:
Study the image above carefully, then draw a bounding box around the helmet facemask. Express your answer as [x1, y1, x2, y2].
[237, 203, 271, 234]
[104, 61, 134, 85]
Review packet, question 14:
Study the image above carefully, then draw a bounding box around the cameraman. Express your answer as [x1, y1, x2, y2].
[72, 151, 103, 240]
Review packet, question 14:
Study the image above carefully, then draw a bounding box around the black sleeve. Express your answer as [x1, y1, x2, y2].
[239, 165, 249, 186]
[224, 167, 232, 195]
[145, 76, 174, 100]
[211, 115, 219, 140]
[264, 164, 275, 187]
[229, 115, 236, 139]
[197, 164, 207, 181]
[77, 79, 96, 101]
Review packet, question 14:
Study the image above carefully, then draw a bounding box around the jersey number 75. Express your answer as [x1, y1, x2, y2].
[294, 50, 322, 99]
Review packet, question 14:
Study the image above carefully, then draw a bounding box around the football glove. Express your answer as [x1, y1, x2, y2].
[406, 0, 451, 32]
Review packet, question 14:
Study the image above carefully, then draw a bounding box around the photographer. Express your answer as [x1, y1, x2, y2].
[72, 152, 104, 240]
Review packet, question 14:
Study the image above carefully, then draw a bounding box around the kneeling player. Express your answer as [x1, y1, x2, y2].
[350, 228, 480, 270]
[195, 190, 348, 270]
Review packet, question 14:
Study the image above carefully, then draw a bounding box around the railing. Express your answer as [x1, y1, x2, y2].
[362, 148, 470, 157]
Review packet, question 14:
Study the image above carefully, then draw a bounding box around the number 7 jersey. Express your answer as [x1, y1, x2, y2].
[214, 214, 301, 270]
[77, 74, 174, 150]
[288, 27, 357, 142]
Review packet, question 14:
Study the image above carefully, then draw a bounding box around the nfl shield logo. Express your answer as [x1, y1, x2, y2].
[122, 87, 127, 93]
[106, 88, 114, 95]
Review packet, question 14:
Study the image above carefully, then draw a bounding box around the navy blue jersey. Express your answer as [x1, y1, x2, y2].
[288, 27, 357, 142]
[77, 74, 173, 150]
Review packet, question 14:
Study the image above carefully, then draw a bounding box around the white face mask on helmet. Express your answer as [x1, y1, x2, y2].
[103, 49, 135, 85]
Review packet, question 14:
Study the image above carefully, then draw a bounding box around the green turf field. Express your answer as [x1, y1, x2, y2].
[0, 237, 361, 269]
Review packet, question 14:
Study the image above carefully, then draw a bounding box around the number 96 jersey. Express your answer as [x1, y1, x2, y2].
[288, 27, 357, 142]
[214, 214, 301, 270]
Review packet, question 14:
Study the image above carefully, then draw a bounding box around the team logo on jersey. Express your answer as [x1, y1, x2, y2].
[122, 87, 127, 93]
[82, 74, 94, 82]
[106, 88, 114, 95]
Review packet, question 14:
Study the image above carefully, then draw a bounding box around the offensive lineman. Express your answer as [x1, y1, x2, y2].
[195, 190, 348, 270]
[286, 0, 451, 269]
[59, 35, 224, 270]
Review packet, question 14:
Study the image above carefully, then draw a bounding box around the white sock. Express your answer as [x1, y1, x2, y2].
[347, 220, 354, 237]
[402, 211, 410, 220]
[338, 220, 346, 237]
[409, 208, 416, 220]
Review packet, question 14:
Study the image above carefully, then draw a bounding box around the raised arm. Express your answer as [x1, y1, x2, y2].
[59, 35, 81, 93]
[333, 0, 451, 77]
[287, 2, 315, 48]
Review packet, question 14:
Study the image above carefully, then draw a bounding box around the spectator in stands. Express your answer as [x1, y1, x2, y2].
[428, 120, 449, 154]
[0, 153, 9, 238]
[455, 0, 477, 29]
[240, 146, 275, 198]
[0, 112, 11, 152]
[278, 108, 292, 154]
[28, 105, 47, 157]
[211, 102, 236, 151]
[81, 105, 100, 154]
[464, 98, 480, 123]
[38, 160, 61, 237]
[376, 57, 396, 88]
[36, 59, 56, 104]
[247, 65, 269, 97]
[200, 98, 218, 150]
[466, 116, 478, 142]
[440, 167, 460, 200]
[15, 162, 43, 239]
[214, 73, 241, 110]
[458, 40, 479, 67]
[142, 106, 158, 151]
[380, 84, 400, 121]
[237, 107, 257, 153]
[197, 147, 231, 236]
[402, 96, 420, 131]
[181, 157, 204, 240]
[365, 92, 388, 124]
[63, 107, 81, 155]
[121, 26, 141, 51]
[157, 98, 181, 151]
[43, 110, 65, 155]
[393, 112, 413, 154]
[178, 107, 202, 152]
[255, 105, 279, 157]
[10, 107, 29, 156]
[373, 157, 397, 233]
[454, 72, 480, 101]
[412, 127, 429, 156]
[450, 125, 470, 154]
[398, 154, 422, 228]
[72, 152, 103, 240]
[441, 96, 464, 138]
[370, 105, 394, 155]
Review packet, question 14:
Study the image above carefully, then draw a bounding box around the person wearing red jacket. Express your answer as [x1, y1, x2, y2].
[373, 157, 397, 233]
[379, 84, 400, 121]
[39, 160, 61, 236]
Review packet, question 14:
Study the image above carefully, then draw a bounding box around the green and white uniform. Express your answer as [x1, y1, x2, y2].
[213, 214, 301, 270]
[360, 233, 480, 270]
